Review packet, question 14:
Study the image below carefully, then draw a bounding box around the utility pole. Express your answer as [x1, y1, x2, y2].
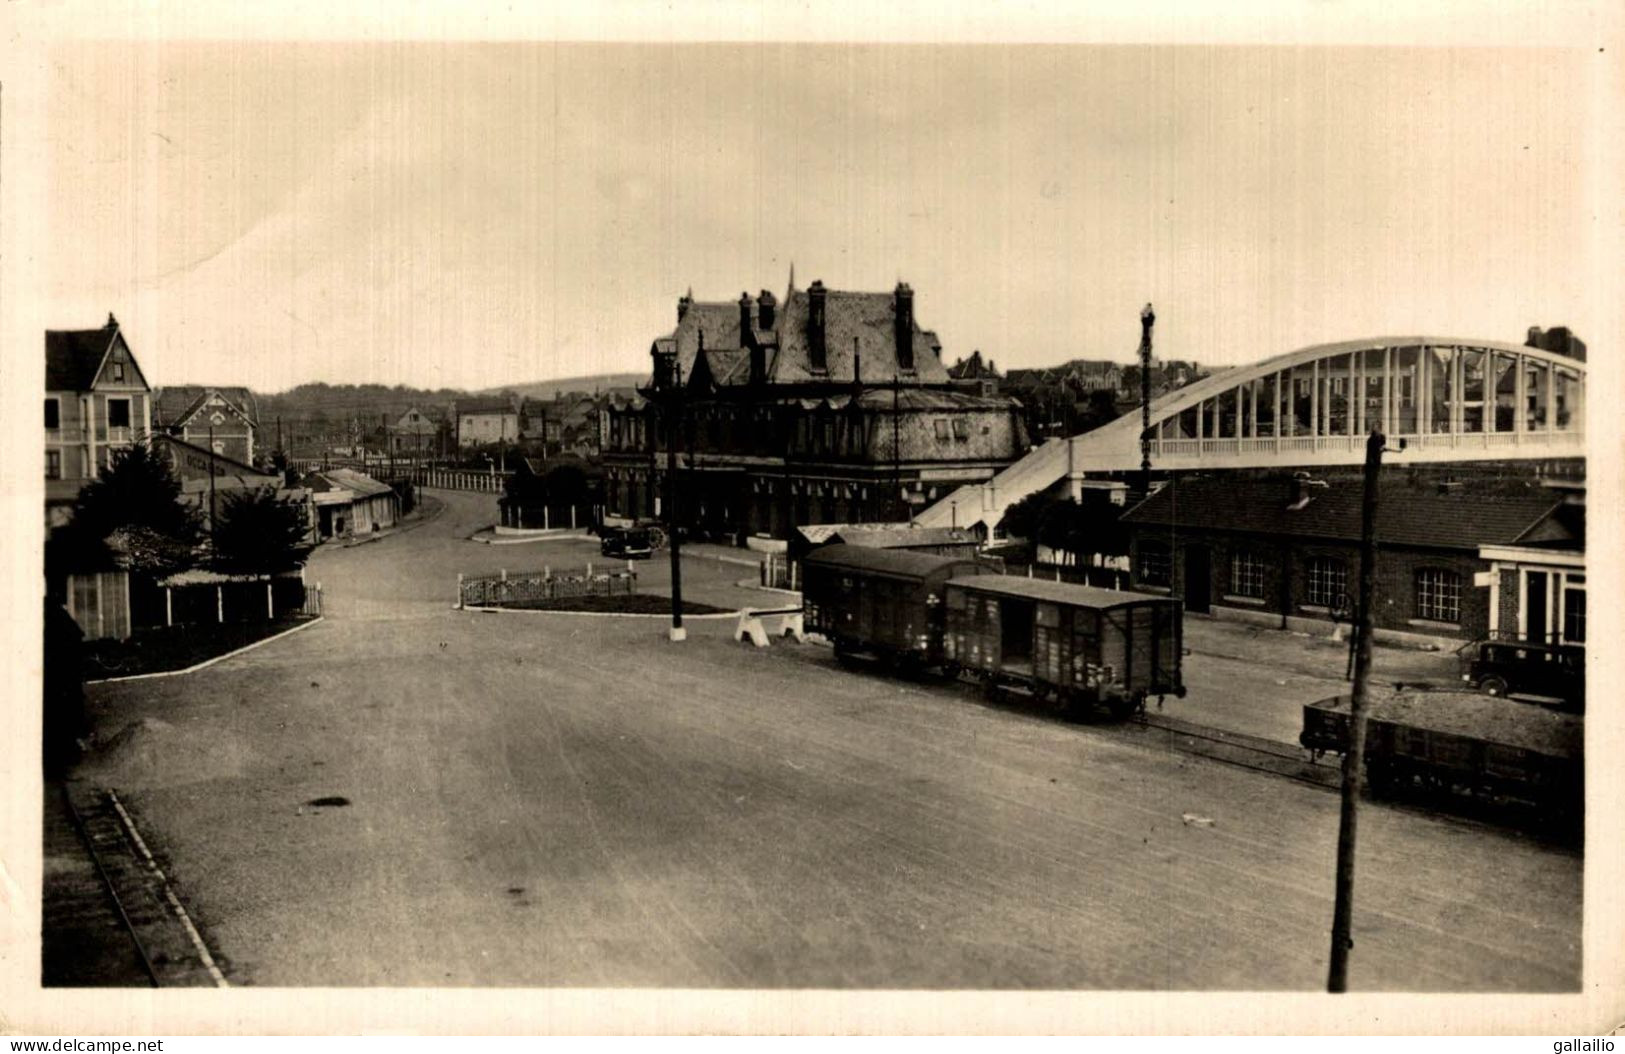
[657, 343, 686, 642]
[892, 374, 902, 521]
[1327, 427, 1396, 992]
[1139, 302, 1155, 497]
[207, 422, 218, 549]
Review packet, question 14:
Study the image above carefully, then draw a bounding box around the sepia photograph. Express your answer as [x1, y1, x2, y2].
[5, 0, 1622, 1037]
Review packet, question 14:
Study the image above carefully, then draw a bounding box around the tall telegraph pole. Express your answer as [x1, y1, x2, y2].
[1327, 427, 1391, 992]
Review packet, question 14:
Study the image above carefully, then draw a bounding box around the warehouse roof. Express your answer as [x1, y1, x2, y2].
[1121, 474, 1559, 551]
[949, 573, 1172, 609]
[803, 543, 986, 580]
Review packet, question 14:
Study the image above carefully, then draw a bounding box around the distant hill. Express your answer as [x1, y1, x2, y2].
[479, 373, 646, 400]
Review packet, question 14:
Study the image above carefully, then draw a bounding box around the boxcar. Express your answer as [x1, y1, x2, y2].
[942, 575, 1184, 718]
[1300, 690, 1582, 822]
[801, 544, 993, 668]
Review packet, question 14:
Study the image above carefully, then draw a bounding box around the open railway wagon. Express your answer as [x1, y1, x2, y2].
[801, 544, 995, 670]
[1301, 690, 1582, 828]
[943, 575, 1185, 719]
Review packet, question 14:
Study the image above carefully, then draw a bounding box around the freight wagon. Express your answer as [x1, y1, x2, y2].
[1301, 690, 1582, 824]
[943, 575, 1185, 718]
[801, 544, 994, 670]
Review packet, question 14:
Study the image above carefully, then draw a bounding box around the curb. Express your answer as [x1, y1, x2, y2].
[85, 617, 325, 684]
[459, 604, 743, 621]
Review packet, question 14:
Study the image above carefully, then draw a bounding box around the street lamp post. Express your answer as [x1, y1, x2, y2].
[1139, 303, 1155, 497]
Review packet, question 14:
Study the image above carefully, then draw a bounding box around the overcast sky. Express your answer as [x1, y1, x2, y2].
[43, 42, 1599, 392]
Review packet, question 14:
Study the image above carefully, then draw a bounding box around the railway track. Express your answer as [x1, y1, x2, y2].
[1122, 713, 1343, 790]
[47, 785, 228, 988]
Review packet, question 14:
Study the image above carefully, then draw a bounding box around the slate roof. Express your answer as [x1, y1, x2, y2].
[302, 468, 396, 498]
[456, 397, 521, 416]
[1120, 474, 1560, 552]
[659, 283, 950, 388]
[46, 319, 120, 391]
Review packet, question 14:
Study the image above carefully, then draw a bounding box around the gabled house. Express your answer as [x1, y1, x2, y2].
[46, 314, 154, 528]
[391, 406, 446, 455]
[153, 385, 260, 466]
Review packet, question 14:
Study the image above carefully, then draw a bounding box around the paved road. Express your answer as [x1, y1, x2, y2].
[81, 490, 1581, 989]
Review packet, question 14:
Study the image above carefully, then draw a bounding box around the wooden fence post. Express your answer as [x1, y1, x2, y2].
[266, 581, 274, 618]
[217, 586, 224, 623]
[457, 572, 464, 609]
[165, 587, 173, 627]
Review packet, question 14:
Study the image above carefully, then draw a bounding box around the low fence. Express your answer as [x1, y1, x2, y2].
[131, 574, 320, 630]
[414, 467, 512, 493]
[458, 565, 636, 608]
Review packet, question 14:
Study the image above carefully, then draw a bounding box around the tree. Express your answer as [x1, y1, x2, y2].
[211, 486, 309, 575]
[53, 441, 202, 579]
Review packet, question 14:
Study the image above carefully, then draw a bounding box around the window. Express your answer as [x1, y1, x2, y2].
[111, 362, 126, 382]
[45, 398, 59, 430]
[46, 450, 61, 479]
[1229, 550, 1266, 598]
[107, 398, 131, 429]
[952, 418, 969, 441]
[933, 419, 951, 442]
[1305, 557, 1348, 608]
[1563, 587, 1585, 644]
[1415, 568, 1462, 623]
[1137, 543, 1171, 588]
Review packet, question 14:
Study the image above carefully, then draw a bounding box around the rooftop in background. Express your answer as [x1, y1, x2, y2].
[1121, 473, 1565, 551]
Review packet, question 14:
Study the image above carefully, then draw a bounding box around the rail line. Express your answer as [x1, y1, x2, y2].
[58, 785, 161, 987]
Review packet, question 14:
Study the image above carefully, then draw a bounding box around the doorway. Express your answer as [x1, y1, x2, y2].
[1183, 545, 1212, 614]
[1525, 571, 1549, 643]
[1000, 598, 1035, 673]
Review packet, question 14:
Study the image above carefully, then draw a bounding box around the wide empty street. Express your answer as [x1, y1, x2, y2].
[80, 490, 1581, 989]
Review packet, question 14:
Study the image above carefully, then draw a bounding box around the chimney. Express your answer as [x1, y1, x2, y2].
[808, 280, 828, 371]
[678, 290, 693, 322]
[757, 289, 777, 330]
[738, 291, 754, 348]
[106, 312, 118, 328]
[851, 335, 862, 392]
[1525, 325, 1543, 348]
[893, 282, 914, 371]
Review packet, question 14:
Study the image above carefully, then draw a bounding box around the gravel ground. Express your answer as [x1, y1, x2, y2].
[77, 489, 1582, 990]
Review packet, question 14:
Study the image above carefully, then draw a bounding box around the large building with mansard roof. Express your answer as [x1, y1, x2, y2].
[601, 277, 1028, 543]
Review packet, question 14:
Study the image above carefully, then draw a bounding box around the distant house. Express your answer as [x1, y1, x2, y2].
[300, 468, 400, 539]
[455, 396, 525, 448]
[153, 386, 260, 466]
[391, 406, 446, 455]
[1479, 488, 1585, 645]
[45, 313, 154, 528]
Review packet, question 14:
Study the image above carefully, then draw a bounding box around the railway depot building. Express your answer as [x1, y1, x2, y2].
[1119, 472, 1574, 643]
[601, 279, 1027, 543]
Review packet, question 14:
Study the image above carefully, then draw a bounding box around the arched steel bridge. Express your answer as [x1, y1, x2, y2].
[917, 336, 1586, 533]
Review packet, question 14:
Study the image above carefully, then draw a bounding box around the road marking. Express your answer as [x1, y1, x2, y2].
[85, 616, 326, 684]
[106, 790, 230, 988]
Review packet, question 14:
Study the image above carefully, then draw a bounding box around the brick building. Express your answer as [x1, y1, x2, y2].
[153, 386, 260, 466]
[601, 279, 1027, 543]
[1119, 472, 1566, 641]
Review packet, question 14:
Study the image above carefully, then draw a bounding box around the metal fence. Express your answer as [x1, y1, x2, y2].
[458, 565, 637, 608]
